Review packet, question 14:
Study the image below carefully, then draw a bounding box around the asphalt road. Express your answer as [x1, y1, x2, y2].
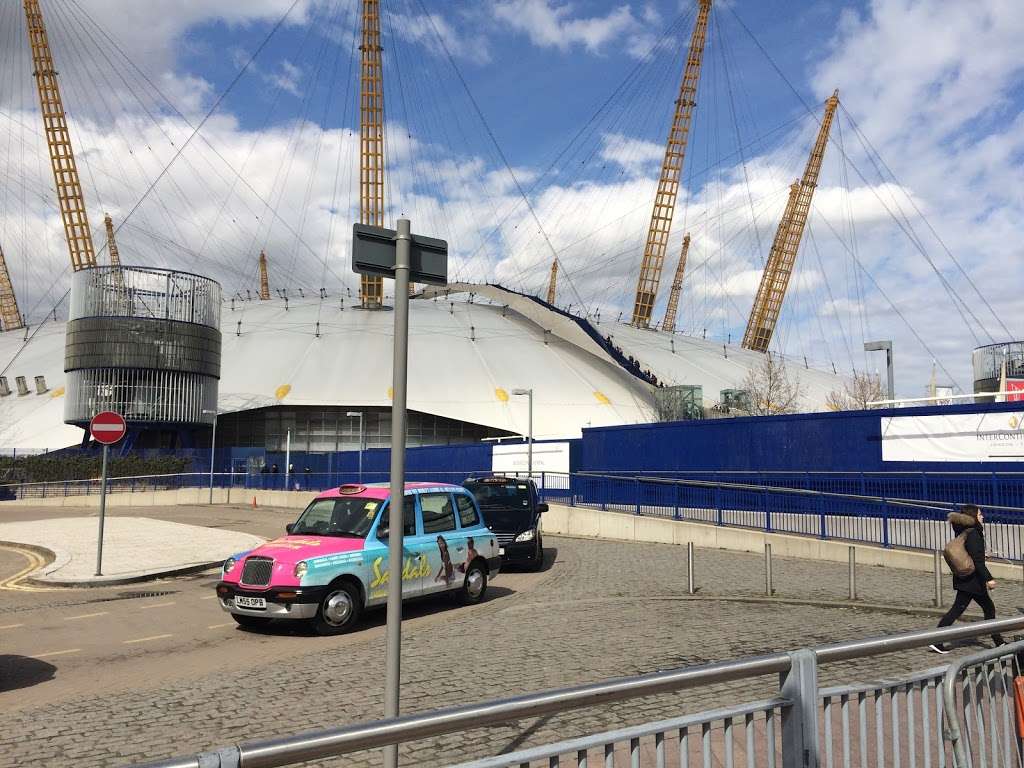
[0, 503, 549, 713]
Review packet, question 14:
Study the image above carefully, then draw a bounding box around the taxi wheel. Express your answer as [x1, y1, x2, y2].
[459, 560, 488, 605]
[313, 581, 361, 635]
[232, 614, 271, 630]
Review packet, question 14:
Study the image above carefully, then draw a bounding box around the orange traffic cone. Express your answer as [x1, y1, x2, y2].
[252, 496, 258, 508]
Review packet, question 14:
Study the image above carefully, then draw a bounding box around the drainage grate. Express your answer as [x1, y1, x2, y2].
[88, 590, 179, 604]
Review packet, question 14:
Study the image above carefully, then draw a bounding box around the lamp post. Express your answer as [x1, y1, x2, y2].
[203, 408, 218, 505]
[864, 340, 895, 402]
[512, 388, 534, 480]
[346, 411, 364, 482]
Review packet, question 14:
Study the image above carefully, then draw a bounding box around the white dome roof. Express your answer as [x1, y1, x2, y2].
[0, 286, 845, 451]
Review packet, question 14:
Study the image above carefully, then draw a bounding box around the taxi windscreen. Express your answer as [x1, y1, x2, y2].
[291, 497, 380, 537]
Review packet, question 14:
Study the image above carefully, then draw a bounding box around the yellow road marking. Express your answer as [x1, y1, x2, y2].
[123, 634, 173, 644]
[36, 648, 80, 658]
[0, 545, 49, 591]
[64, 611, 108, 621]
[0, 623, 25, 630]
[207, 622, 235, 629]
[138, 602, 176, 610]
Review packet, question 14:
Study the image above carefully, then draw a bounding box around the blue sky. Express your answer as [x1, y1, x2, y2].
[1, 0, 1022, 396]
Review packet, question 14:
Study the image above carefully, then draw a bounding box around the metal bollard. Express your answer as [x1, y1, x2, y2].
[687, 542, 695, 595]
[765, 542, 774, 596]
[934, 550, 943, 608]
[848, 546, 857, 601]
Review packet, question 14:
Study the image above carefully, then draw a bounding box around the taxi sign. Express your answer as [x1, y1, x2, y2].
[90, 411, 126, 445]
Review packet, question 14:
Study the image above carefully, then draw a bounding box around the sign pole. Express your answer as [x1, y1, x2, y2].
[383, 218, 412, 768]
[95, 442, 109, 576]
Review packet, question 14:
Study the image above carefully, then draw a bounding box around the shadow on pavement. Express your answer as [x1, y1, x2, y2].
[501, 546, 558, 574]
[234, 584, 522, 636]
[0, 655, 57, 692]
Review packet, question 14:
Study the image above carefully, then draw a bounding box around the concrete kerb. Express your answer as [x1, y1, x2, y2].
[0, 487, 317, 510]
[25, 560, 224, 589]
[541, 503, 1024, 582]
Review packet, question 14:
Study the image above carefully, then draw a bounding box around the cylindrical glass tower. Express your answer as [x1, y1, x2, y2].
[972, 341, 1024, 402]
[64, 266, 222, 426]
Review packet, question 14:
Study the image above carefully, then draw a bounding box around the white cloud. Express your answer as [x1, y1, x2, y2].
[267, 60, 303, 97]
[493, 0, 657, 58]
[389, 10, 492, 65]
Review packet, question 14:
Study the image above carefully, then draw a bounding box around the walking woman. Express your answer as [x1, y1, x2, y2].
[930, 504, 1006, 653]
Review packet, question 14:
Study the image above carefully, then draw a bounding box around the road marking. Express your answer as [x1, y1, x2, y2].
[138, 602, 176, 610]
[64, 611, 108, 621]
[36, 648, 80, 658]
[207, 622, 235, 629]
[200, 595, 219, 600]
[0, 623, 25, 630]
[123, 634, 173, 645]
[0, 545, 57, 591]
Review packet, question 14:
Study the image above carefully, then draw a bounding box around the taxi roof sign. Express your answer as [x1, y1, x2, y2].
[339, 484, 367, 495]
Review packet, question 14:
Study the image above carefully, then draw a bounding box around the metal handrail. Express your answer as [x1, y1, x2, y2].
[576, 470, 1024, 515]
[128, 617, 1024, 768]
[941, 637, 1024, 768]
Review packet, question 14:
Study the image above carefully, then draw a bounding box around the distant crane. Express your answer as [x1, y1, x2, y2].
[359, 0, 384, 308]
[258, 250, 270, 300]
[23, 0, 97, 272]
[103, 214, 122, 267]
[630, 0, 712, 328]
[0, 245, 24, 331]
[742, 90, 840, 352]
[661, 233, 690, 333]
[546, 260, 558, 305]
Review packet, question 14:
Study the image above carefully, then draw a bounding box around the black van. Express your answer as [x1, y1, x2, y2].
[463, 475, 546, 570]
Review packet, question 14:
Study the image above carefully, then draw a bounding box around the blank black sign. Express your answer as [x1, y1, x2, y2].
[352, 223, 448, 286]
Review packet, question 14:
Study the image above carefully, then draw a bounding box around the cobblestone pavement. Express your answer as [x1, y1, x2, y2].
[3, 533, 1022, 768]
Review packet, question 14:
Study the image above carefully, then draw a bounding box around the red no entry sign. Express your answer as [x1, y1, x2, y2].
[90, 411, 126, 445]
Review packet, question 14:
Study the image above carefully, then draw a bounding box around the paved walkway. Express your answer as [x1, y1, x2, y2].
[0, 516, 263, 585]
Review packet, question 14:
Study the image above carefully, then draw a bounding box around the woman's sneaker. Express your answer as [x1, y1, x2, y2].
[929, 643, 951, 654]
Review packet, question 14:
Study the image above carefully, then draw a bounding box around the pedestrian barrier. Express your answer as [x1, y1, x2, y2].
[126, 618, 1024, 768]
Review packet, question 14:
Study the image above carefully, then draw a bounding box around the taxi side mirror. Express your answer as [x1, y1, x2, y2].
[537, 503, 549, 513]
[285, 523, 295, 534]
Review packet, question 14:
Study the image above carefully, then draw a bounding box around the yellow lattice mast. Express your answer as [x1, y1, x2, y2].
[0, 245, 24, 331]
[258, 250, 270, 300]
[630, 0, 711, 328]
[546, 260, 558, 305]
[103, 213, 121, 267]
[742, 90, 839, 352]
[23, 0, 96, 272]
[661, 233, 690, 332]
[359, 0, 385, 308]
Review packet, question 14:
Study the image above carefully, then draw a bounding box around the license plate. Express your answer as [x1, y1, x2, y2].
[499, 547, 505, 556]
[235, 596, 266, 609]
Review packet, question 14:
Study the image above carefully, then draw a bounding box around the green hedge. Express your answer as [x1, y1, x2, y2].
[0, 454, 191, 484]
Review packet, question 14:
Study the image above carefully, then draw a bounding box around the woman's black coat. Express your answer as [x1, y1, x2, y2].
[948, 511, 993, 596]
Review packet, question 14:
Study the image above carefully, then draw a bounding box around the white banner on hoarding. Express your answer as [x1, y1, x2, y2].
[491, 441, 571, 476]
[881, 412, 1024, 462]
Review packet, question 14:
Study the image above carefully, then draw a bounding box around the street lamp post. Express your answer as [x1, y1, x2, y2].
[512, 388, 534, 480]
[864, 340, 895, 402]
[203, 409, 218, 505]
[346, 411, 364, 482]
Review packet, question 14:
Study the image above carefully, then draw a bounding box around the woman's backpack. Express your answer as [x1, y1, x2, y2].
[943, 530, 976, 578]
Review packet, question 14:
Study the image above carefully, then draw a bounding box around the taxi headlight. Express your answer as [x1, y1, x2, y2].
[223, 557, 236, 574]
[514, 529, 536, 543]
[294, 561, 308, 579]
